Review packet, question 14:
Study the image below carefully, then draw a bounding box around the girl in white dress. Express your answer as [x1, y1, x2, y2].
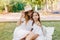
[25, 11, 54, 40]
[31, 11, 46, 40]
[13, 9, 34, 40]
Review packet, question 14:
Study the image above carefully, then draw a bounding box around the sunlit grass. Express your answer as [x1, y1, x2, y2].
[0, 22, 16, 40]
[0, 21, 60, 40]
[42, 21, 60, 40]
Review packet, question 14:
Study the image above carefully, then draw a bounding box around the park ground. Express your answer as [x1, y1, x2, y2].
[0, 21, 60, 40]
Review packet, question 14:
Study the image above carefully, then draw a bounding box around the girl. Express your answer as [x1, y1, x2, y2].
[25, 11, 54, 40]
[13, 9, 34, 40]
[17, 10, 25, 26]
[31, 12, 46, 40]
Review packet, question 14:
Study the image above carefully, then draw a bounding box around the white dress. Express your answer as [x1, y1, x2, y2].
[12, 20, 33, 40]
[32, 24, 47, 40]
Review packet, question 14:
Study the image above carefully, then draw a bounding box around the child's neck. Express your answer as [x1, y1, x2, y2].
[34, 20, 41, 27]
[35, 20, 39, 23]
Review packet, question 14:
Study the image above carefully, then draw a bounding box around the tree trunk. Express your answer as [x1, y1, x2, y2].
[35, 5, 38, 11]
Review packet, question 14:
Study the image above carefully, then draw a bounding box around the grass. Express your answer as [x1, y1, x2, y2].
[0, 21, 60, 40]
[0, 22, 16, 40]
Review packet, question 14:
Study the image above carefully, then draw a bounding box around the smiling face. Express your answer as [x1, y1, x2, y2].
[27, 10, 33, 17]
[33, 12, 39, 21]
[32, 12, 42, 26]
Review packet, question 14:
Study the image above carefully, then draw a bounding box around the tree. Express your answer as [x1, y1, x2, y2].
[0, 0, 11, 13]
[23, 0, 46, 11]
[0, 0, 46, 13]
[8, 0, 25, 12]
[0, 0, 25, 12]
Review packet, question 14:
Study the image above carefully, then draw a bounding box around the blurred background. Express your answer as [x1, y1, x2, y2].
[0, 0, 60, 40]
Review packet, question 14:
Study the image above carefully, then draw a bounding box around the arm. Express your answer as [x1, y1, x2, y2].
[16, 18, 22, 26]
[26, 32, 39, 40]
[16, 13, 25, 26]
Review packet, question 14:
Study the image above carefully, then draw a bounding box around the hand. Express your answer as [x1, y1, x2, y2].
[20, 33, 29, 40]
[26, 32, 39, 40]
[20, 38, 25, 40]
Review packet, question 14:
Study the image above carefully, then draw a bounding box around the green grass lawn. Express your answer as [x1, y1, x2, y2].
[0, 21, 60, 40]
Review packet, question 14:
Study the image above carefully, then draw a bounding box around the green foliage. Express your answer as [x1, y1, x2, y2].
[8, 2, 25, 12]
[0, 6, 4, 13]
[0, 0, 46, 12]
[23, 0, 46, 10]
[0, 0, 26, 12]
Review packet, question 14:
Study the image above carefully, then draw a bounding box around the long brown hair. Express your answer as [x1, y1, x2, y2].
[24, 12, 30, 24]
[32, 12, 46, 36]
[32, 11, 42, 27]
[24, 10, 33, 23]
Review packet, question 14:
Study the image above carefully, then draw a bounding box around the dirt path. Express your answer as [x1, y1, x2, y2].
[0, 13, 60, 22]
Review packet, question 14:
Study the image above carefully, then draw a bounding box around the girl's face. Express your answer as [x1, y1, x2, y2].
[33, 13, 39, 21]
[28, 10, 33, 17]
